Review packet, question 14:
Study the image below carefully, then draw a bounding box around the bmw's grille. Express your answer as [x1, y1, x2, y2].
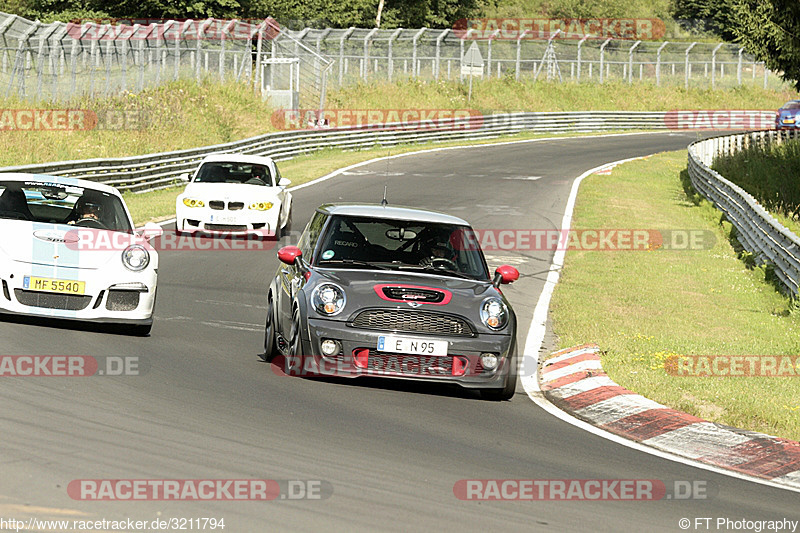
[205, 224, 248, 231]
[351, 309, 474, 336]
[228, 202, 244, 211]
[209, 201, 225, 210]
[14, 289, 92, 310]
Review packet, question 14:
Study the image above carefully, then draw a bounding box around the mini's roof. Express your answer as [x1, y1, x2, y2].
[198, 153, 276, 166]
[316, 203, 470, 226]
[0, 173, 121, 196]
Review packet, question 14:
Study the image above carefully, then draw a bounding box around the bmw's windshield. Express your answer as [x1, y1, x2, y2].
[194, 162, 273, 186]
[314, 215, 490, 281]
[0, 180, 133, 233]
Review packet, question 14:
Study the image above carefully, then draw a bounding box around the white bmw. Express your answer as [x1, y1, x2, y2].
[0, 174, 162, 335]
[176, 154, 292, 238]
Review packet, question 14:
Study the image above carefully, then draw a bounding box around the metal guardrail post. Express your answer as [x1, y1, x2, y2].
[434, 29, 448, 80]
[711, 43, 723, 88]
[387, 28, 402, 82]
[627, 40, 641, 83]
[338, 27, 354, 86]
[411, 28, 426, 78]
[362, 27, 378, 81]
[684, 42, 696, 89]
[656, 41, 668, 86]
[576, 34, 589, 81]
[599, 38, 611, 83]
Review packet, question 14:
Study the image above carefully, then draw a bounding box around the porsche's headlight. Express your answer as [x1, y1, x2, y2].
[312, 283, 346, 316]
[480, 297, 508, 330]
[182, 198, 205, 208]
[122, 245, 150, 272]
[249, 202, 274, 211]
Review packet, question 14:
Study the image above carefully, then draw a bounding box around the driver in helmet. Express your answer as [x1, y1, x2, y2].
[68, 196, 105, 225]
[420, 229, 458, 270]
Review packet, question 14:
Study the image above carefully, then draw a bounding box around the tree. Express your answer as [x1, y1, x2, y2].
[732, 0, 800, 90]
[672, 0, 738, 41]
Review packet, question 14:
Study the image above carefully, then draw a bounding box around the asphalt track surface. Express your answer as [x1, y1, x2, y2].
[2, 132, 799, 532]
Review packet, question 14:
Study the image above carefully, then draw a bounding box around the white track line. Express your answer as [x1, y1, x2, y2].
[519, 156, 800, 493]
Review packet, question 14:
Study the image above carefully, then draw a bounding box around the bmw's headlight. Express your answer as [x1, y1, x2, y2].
[249, 202, 274, 211]
[182, 198, 205, 208]
[312, 283, 346, 316]
[480, 297, 508, 330]
[122, 245, 150, 272]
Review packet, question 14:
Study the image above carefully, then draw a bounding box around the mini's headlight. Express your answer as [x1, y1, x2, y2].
[312, 283, 346, 316]
[182, 198, 205, 208]
[122, 245, 150, 272]
[480, 297, 508, 330]
[249, 202, 273, 211]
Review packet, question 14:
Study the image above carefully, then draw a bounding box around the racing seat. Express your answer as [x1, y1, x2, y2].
[0, 188, 33, 220]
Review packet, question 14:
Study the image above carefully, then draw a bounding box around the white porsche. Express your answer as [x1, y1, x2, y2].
[176, 154, 292, 238]
[0, 174, 162, 335]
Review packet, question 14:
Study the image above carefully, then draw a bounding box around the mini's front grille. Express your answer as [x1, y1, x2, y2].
[366, 350, 454, 376]
[381, 286, 445, 303]
[205, 224, 248, 231]
[228, 202, 244, 210]
[105, 290, 139, 311]
[351, 309, 474, 336]
[14, 289, 92, 310]
[209, 201, 225, 210]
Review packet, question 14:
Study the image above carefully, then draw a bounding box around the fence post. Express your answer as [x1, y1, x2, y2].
[411, 28, 426, 78]
[516, 29, 531, 81]
[737, 48, 743, 85]
[388, 27, 402, 82]
[36, 22, 57, 101]
[627, 40, 641, 83]
[711, 42, 723, 88]
[434, 29, 449, 80]
[576, 34, 588, 81]
[684, 42, 696, 89]
[656, 41, 668, 86]
[362, 27, 378, 80]
[763, 63, 768, 89]
[339, 27, 354, 86]
[485, 29, 499, 78]
[599, 38, 611, 83]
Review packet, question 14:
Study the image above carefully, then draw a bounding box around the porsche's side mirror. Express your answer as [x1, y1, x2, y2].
[178, 173, 190, 182]
[279, 177, 291, 186]
[139, 222, 164, 242]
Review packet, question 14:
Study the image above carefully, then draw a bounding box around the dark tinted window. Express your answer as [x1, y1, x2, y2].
[194, 162, 273, 186]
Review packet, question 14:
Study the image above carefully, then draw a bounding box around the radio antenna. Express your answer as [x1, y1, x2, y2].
[381, 185, 388, 206]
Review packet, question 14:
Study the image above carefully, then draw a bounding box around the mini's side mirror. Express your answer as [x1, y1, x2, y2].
[277, 245, 302, 265]
[493, 265, 519, 287]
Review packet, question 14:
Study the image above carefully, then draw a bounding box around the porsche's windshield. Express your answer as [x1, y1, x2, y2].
[194, 162, 273, 186]
[314, 215, 490, 280]
[0, 180, 133, 233]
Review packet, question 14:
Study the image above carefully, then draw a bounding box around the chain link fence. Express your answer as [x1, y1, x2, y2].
[0, 11, 333, 109]
[288, 27, 785, 90]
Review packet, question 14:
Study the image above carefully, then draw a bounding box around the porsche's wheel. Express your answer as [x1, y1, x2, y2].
[481, 348, 518, 401]
[260, 294, 277, 362]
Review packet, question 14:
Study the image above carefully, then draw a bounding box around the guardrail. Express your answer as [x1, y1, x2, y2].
[687, 129, 800, 295]
[0, 111, 669, 194]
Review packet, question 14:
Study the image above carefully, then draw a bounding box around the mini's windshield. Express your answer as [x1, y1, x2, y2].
[0, 180, 133, 233]
[194, 162, 273, 186]
[314, 215, 489, 280]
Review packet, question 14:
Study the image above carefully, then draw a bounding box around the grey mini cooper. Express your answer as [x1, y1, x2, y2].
[262, 203, 520, 400]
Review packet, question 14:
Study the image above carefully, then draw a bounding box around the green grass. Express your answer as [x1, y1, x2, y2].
[712, 139, 800, 237]
[549, 151, 800, 441]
